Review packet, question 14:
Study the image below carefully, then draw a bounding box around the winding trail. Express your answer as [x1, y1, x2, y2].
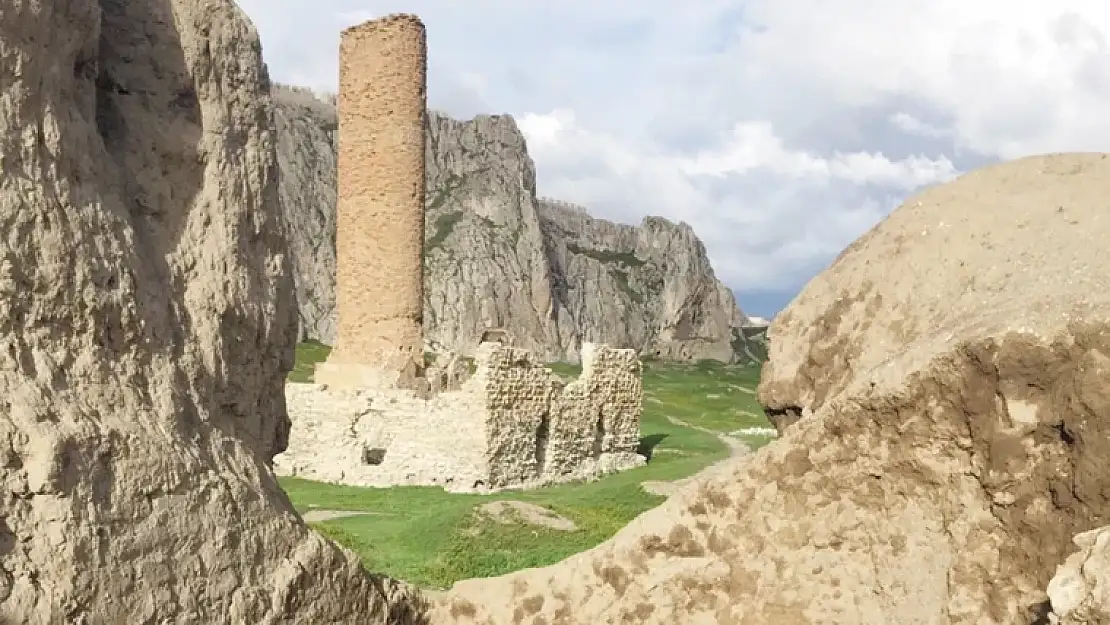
[302, 508, 389, 523]
[639, 416, 752, 497]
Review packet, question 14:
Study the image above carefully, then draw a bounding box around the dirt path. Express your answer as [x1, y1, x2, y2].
[639, 416, 751, 497]
[727, 383, 756, 395]
[301, 509, 375, 523]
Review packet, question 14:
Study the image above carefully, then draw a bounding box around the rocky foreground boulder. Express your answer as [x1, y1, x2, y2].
[0, 2, 424, 622]
[273, 86, 754, 364]
[431, 153, 1110, 623]
[1047, 525, 1110, 623]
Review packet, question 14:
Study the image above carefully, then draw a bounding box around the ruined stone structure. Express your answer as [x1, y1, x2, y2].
[320, 14, 427, 387]
[274, 343, 645, 491]
[289, 14, 646, 490]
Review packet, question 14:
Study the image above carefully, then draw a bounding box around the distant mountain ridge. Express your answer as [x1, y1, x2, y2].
[272, 83, 760, 363]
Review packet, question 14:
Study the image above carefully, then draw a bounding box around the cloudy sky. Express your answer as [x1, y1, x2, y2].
[237, 0, 1110, 318]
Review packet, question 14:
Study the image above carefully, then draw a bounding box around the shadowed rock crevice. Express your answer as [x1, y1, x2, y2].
[763, 405, 803, 435]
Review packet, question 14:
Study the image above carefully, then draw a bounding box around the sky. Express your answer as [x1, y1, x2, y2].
[237, 0, 1110, 318]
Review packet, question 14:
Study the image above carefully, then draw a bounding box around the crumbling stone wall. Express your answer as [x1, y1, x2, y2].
[278, 382, 490, 489]
[330, 14, 427, 369]
[470, 343, 562, 486]
[544, 343, 643, 478]
[275, 343, 645, 492]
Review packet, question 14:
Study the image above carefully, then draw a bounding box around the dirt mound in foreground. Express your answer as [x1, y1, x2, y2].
[430, 154, 1110, 624]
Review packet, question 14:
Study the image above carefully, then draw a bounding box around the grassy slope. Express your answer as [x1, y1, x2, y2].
[281, 344, 773, 588]
[287, 340, 331, 383]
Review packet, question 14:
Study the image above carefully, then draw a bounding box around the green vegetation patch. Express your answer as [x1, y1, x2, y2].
[428, 173, 464, 211]
[287, 340, 332, 383]
[610, 268, 643, 304]
[425, 211, 465, 252]
[281, 347, 775, 589]
[566, 242, 646, 267]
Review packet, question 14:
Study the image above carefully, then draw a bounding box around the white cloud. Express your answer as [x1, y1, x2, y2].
[675, 121, 957, 188]
[730, 1, 1110, 158]
[236, 0, 1110, 316]
[889, 113, 950, 140]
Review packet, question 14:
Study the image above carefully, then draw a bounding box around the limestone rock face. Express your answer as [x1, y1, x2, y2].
[273, 85, 338, 342]
[431, 153, 1110, 624]
[538, 200, 744, 363]
[1047, 526, 1110, 624]
[0, 2, 423, 623]
[422, 112, 570, 360]
[272, 91, 753, 363]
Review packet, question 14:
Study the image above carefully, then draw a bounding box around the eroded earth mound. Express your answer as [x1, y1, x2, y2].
[431, 153, 1110, 624]
[0, 2, 423, 623]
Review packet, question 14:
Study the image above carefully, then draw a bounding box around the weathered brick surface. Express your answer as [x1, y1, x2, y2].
[274, 343, 645, 492]
[329, 14, 426, 369]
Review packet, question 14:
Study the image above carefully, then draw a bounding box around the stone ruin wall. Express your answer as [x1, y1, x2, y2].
[278, 381, 491, 489]
[330, 14, 427, 369]
[274, 343, 645, 492]
[481, 342, 644, 486]
[472, 344, 561, 487]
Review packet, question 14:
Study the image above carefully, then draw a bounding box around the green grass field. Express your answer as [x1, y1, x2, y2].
[287, 340, 332, 383]
[281, 343, 774, 589]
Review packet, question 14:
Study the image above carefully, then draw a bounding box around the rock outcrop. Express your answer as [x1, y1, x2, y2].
[272, 88, 753, 363]
[273, 85, 338, 342]
[1047, 526, 1110, 623]
[430, 153, 1110, 624]
[0, 3, 424, 622]
[537, 198, 746, 363]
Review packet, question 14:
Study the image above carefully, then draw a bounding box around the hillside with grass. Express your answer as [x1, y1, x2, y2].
[282, 343, 775, 588]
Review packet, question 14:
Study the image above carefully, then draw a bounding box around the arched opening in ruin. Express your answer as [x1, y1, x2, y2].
[479, 328, 512, 346]
[362, 447, 387, 466]
[591, 414, 606, 457]
[535, 414, 550, 475]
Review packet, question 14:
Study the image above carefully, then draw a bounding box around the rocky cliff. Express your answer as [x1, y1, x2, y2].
[272, 85, 753, 363]
[0, 3, 421, 622]
[273, 85, 338, 341]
